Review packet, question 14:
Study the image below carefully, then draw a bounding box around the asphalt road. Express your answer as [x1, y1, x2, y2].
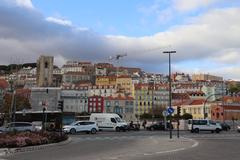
[3, 130, 240, 160]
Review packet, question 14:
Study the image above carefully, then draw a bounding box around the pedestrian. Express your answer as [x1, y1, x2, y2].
[142, 120, 147, 129]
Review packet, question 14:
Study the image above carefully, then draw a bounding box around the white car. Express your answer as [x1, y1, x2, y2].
[0, 122, 37, 132]
[63, 121, 99, 134]
[188, 119, 222, 133]
[237, 125, 240, 133]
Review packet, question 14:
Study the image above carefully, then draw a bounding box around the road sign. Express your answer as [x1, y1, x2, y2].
[167, 107, 174, 114]
[162, 110, 168, 117]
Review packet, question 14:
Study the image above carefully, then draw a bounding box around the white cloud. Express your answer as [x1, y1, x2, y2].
[211, 49, 240, 64]
[173, 0, 217, 12]
[46, 17, 73, 27]
[15, 0, 34, 9]
[0, 1, 240, 80]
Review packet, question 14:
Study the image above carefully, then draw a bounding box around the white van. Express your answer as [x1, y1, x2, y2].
[188, 119, 222, 133]
[90, 113, 128, 131]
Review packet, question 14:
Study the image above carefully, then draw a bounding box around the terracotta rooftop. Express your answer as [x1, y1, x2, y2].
[189, 99, 205, 105]
[0, 79, 8, 89]
[172, 93, 190, 100]
[105, 95, 134, 101]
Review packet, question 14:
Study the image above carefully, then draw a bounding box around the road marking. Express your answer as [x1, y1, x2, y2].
[108, 157, 118, 160]
[155, 147, 186, 154]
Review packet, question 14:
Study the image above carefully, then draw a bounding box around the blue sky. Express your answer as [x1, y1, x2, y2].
[1, 0, 240, 80]
[32, 0, 165, 36]
[32, 0, 240, 36]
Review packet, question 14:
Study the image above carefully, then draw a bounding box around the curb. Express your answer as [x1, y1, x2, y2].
[0, 137, 72, 156]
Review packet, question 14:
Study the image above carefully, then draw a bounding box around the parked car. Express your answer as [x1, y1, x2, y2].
[220, 122, 231, 131]
[188, 119, 222, 133]
[32, 121, 42, 132]
[63, 121, 99, 134]
[237, 125, 240, 133]
[0, 122, 37, 132]
[146, 122, 173, 131]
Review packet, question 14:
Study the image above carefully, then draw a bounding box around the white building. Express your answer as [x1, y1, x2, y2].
[88, 85, 117, 97]
[61, 89, 88, 113]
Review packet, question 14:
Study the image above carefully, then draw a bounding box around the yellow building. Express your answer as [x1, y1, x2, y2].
[134, 83, 153, 115]
[173, 99, 211, 119]
[116, 75, 134, 96]
[95, 76, 116, 86]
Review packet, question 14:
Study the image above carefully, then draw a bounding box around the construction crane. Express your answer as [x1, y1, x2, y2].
[108, 53, 127, 61]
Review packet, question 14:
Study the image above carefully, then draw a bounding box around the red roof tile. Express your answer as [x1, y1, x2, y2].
[105, 95, 134, 101]
[0, 79, 8, 89]
[189, 99, 205, 105]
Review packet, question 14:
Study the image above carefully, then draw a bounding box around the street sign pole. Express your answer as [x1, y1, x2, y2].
[162, 111, 168, 130]
[167, 107, 174, 139]
[170, 113, 172, 139]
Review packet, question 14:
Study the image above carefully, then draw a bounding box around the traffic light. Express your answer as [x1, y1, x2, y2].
[58, 100, 64, 112]
[177, 106, 181, 115]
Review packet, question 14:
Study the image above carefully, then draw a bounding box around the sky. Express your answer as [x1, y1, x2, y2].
[0, 0, 240, 80]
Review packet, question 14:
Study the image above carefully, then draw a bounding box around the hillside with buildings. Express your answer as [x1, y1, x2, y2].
[1, 55, 240, 123]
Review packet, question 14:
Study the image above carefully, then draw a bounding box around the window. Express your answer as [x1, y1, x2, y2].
[210, 121, 216, 125]
[111, 118, 117, 123]
[79, 122, 87, 125]
[45, 62, 48, 68]
[199, 120, 207, 125]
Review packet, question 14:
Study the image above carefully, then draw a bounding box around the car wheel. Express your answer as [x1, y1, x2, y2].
[211, 130, 214, 133]
[70, 128, 76, 134]
[194, 128, 199, 133]
[91, 128, 97, 134]
[116, 127, 120, 132]
[216, 128, 220, 133]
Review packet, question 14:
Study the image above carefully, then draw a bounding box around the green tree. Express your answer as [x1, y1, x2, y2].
[181, 113, 193, 120]
[1, 94, 31, 113]
[140, 113, 152, 120]
[228, 83, 240, 94]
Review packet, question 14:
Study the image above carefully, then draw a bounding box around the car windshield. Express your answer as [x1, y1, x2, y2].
[115, 117, 124, 123]
[70, 122, 77, 126]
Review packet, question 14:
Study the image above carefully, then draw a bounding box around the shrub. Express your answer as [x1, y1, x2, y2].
[0, 131, 68, 148]
[16, 137, 27, 147]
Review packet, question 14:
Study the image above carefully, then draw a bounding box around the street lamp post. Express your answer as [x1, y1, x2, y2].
[163, 50, 176, 139]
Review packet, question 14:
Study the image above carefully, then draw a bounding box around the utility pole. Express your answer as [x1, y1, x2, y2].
[222, 80, 225, 122]
[163, 50, 176, 139]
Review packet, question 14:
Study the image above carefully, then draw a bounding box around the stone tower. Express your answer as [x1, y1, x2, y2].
[36, 55, 54, 87]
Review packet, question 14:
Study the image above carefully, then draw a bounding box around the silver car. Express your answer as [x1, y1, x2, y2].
[63, 121, 99, 134]
[0, 122, 36, 132]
